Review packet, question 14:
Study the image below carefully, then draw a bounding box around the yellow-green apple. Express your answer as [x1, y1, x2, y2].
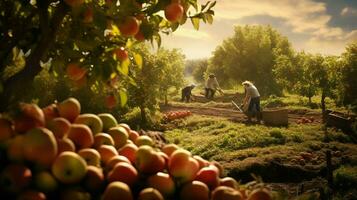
[0, 118, 14, 142]
[74, 113, 103, 135]
[93, 133, 115, 148]
[135, 145, 165, 174]
[23, 127, 58, 167]
[180, 180, 209, 200]
[14, 103, 45, 133]
[102, 181, 133, 200]
[42, 103, 59, 123]
[118, 123, 131, 132]
[57, 137, 76, 154]
[108, 126, 128, 149]
[193, 155, 210, 169]
[83, 8, 93, 23]
[128, 130, 139, 142]
[247, 188, 272, 200]
[219, 177, 238, 189]
[83, 166, 105, 191]
[67, 124, 94, 149]
[57, 97, 81, 123]
[66, 63, 87, 81]
[52, 151, 87, 184]
[211, 186, 243, 200]
[137, 188, 164, 200]
[105, 155, 131, 172]
[113, 47, 128, 62]
[168, 149, 199, 183]
[78, 148, 101, 167]
[0, 164, 32, 193]
[97, 113, 117, 132]
[6, 135, 25, 162]
[162, 143, 179, 157]
[118, 16, 139, 37]
[64, 0, 84, 7]
[195, 166, 220, 190]
[34, 171, 58, 192]
[47, 117, 71, 139]
[59, 188, 91, 200]
[107, 162, 138, 186]
[164, 2, 184, 22]
[17, 190, 46, 200]
[135, 135, 154, 147]
[97, 145, 118, 165]
[147, 172, 175, 197]
[118, 143, 138, 164]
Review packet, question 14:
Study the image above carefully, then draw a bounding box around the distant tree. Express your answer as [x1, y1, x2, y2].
[190, 59, 208, 83]
[340, 42, 357, 109]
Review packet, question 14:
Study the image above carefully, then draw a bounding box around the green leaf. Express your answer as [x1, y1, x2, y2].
[205, 13, 214, 24]
[134, 53, 143, 69]
[208, 1, 216, 10]
[119, 89, 127, 107]
[191, 17, 200, 30]
[171, 22, 180, 32]
[201, 1, 210, 11]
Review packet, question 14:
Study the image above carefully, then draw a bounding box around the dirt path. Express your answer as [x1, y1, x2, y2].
[160, 103, 322, 125]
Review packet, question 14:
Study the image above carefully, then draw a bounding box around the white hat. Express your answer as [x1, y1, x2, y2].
[242, 80, 252, 86]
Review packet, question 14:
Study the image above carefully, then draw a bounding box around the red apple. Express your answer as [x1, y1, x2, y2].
[57, 97, 81, 123]
[67, 124, 94, 150]
[0, 164, 32, 193]
[107, 162, 138, 186]
[46, 117, 71, 139]
[105, 155, 131, 172]
[14, 103, 45, 133]
[147, 172, 176, 197]
[118, 143, 138, 164]
[105, 95, 117, 109]
[102, 181, 133, 200]
[195, 166, 220, 190]
[219, 177, 238, 189]
[83, 166, 105, 191]
[66, 63, 87, 81]
[113, 47, 128, 61]
[247, 188, 272, 200]
[98, 145, 118, 165]
[42, 103, 59, 123]
[211, 186, 243, 200]
[168, 149, 199, 183]
[57, 137, 76, 154]
[83, 8, 93, 23]
[137, 188, 164, 200]
[180, 180, 210, 200]
[118, 16, 139, 37]
[162, 143, 179, 157]
[164, 3, 184, 22]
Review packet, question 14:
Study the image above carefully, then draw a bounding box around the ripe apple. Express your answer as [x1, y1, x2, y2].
[135, 135, 154, 147]
[162, 143, 179, 157]
[34, 171, 58, 192]
[118, 123, 131, 132]
[118, 143, 138, 164]
[105, 95, 117, 109]
[147, 172, 176, 197]
[17, 190, 46, 200]
[105, 155, 131, 172]
[83, 166, 105, 191]
[102, 181, 133, 200]
[42, 103, 59, 123]
[180, 180, 210, 200]
[108, 126, 129, 149]
[247, 188, 272, 200]
[59, 188, 91, 200]
[6, 135, 25, 162]
[0, 164, 32, 193]
[210, 161, 225, 177]
[72, 74, 87, 88]
[74, 113, 103, 135]
[93, 133, 115, 148]
[23, 127, 58, 167]
[78, 148, 101, 167]
[97, 113, 117, 132]
[134, 30, 145, 41]
[135, 146, 165, 174]
[67, 124, 94, 150]
[57, 137, 76, 154]
[193, 155, 210, 169]
[83, 8, 93, 23]
[137, 188, 164, 200]
[118, 16, 139, 37]
[57, 97, 81, 123]
[14, 103, 45, 133]
[52, 151, 87, 184]
[46, 117, 71, 139]
[219, 177, 238, 189]
[64, 0, 84, 7]
[168, 149, 199, 183]
[128, 130, 139, 142]
[195, 166, 220, 190]
[113, 47, 128, 61]
[164, 3, 184, 22]
[0, 118, 14, 142]
[211, 186, 243, 200]
[97, 145, 118, 165]
[66, 63, 87, 81]
[107, 162, 138, 186]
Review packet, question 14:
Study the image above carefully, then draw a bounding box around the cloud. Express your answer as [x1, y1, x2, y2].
[341, 7, 357, 16]
[171, 27, 211, 40]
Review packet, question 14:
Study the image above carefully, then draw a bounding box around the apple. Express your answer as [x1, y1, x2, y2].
[162, 143, 179, 157]
[164, 3, 184, 22]
[67, 124, 94, 149]
[108, 126, 129, 149]
[57, 97, 81, 123]
[23, 127, 58, 167]
[72, 75, 87, 88]
[17, 190, 46, 200]
[134, 30, 145, 41]
[118, 143, 138, 164]
[118, 16, 139, 37]
[180, 180, 210, 200]
[135, 145, 165, 174]
[74, 113, 103, 135]
[64, 0, 84, 7]
[83, 166, 105, 191]
[118, 123, 131, 132]
[102, 181, 133, 200]
[168, 149, 199, 183]
[247, 188, 272, 200]
[195, 166, 220, 190]
[211, 186, 243, 200]
[105, 155, 131, 172]
[6, 135, 25, 162]
[113, 47, 128, 62]
[210, 161, 225, 177]
[0, 164, 32, 193]
[34, 171, 58, 192]
[219, 177, 238, 189]
[105, 95, 117, 109]
[137, 188, 164, 200]
[93, 133, 115, 148]
[59, 188, 91, 200]
[107, 162, 138, 186]
[41, 103, 59, 122]
[83, 8, 93, 23]
[52, 151, 87, 184]
[66, 63, 87, 81]
[128, 130, 139, 142]
[135, 135, 154, 147]
[14, 103, 45, 133]
[147, 172, 175, 197]
[78, 148, 101, 167]
[193, 155, 210, 169]
[0, 118, 14, 142]
[97, 145, 118, 165]
[97, 113, 117, 132]
[46, 117, 71, 139]
[57, 137, 76, 154]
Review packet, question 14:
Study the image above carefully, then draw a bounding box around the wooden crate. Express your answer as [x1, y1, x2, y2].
[262, 109, 288, 126]
[326, 110, 354, 133]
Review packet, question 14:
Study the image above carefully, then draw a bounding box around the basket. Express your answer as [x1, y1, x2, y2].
[262, 109, 288, 126]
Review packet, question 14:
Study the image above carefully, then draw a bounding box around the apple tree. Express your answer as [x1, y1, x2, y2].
[0, 0, 216, 112]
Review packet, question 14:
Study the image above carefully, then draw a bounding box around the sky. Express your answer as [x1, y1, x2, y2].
[161, 0, 357, 59]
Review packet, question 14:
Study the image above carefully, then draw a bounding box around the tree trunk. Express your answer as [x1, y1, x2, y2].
[321, 90, 326, 123]
[308, 96, 312, 106]
[164, 91, 168, 105]
[140, 104, 147, 126]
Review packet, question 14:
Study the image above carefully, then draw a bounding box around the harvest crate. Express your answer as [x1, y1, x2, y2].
[262, 109, 288, 126]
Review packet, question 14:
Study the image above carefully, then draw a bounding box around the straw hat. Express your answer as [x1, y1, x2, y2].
[242, 80, 253, 86]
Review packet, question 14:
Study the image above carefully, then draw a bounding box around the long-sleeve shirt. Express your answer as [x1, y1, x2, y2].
[205, 77, 220, 90]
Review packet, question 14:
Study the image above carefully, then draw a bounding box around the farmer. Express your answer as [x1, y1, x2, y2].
[205, 74, 221, 99]
[242, 81, 262, 122]
[181, 84, 196, 102]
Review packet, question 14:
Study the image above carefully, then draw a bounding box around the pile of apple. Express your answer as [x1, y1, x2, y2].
[0, 97, 272, 200]
[296, 116, 315, 124]
[163, 110, 192, 121]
